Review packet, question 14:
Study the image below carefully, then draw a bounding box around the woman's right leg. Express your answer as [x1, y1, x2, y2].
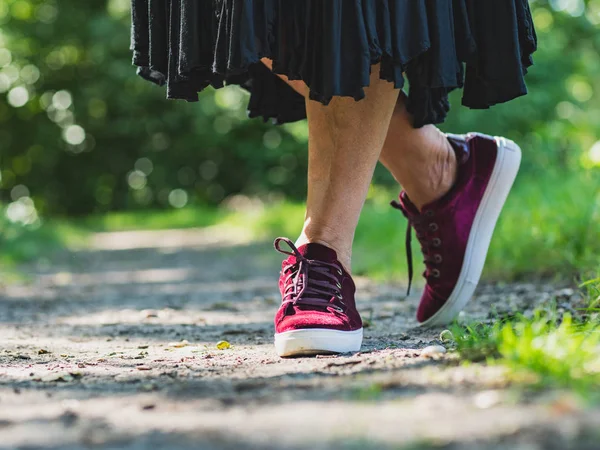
[262, 58, 399, 271]
[299, 70, 399, 271]
[267, 61, 399, 356]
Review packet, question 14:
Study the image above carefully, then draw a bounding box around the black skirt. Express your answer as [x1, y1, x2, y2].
[130, 1, 537, 128]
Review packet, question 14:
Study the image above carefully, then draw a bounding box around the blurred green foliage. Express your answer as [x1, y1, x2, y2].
[0, 0, 599, 220]
[0, 0, 309, 216]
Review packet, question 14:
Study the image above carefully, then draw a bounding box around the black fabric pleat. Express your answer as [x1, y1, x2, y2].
[130, 0, 537, 127]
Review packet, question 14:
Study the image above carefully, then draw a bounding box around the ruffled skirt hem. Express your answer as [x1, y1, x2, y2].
[130, 0, 537, 127]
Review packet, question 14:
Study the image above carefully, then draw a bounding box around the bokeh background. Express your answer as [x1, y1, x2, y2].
[1, 0, 599, 279]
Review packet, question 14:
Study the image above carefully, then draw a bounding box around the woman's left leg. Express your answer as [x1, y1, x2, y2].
[379, 97, 458, 210]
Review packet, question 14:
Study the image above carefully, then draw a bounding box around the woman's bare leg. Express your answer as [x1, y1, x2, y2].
[379, 95, 457, 209]
[261, 59, 457, 212]
[299, 72, 399, 272]
[260, 58, 309, 97]
[261, 59, 399, 271]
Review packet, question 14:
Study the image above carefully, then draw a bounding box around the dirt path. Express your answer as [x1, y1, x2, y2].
[0, 227, 598, 449]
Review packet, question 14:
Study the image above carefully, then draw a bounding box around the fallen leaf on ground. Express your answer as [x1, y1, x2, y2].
[41, 372, 73, 382]
[440, 330, 455, 343]
[216, 341, 231, 350]
[38, 349, 51, 355]
[169, 340, 190, 348]
[549, 395, 582, 416]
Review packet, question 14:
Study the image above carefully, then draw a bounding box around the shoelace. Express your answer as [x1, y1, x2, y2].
[391, 201, 442, 296]
[274, 237, 345, 311]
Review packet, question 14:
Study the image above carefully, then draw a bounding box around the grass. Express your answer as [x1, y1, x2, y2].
[74, 204, 227, 232]
[449, 285, 600, 397]
[0, 204, 227, 270]
[487, 170, 600, 280]
[581, 277, 600, 311]
[0, 215, 85, 269]
[2, 170, 599, 283]
[219, 169, 600, 281]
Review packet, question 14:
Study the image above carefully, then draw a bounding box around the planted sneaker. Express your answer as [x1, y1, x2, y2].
[392, 133, 522, 326]
[273, 237, 363, 357]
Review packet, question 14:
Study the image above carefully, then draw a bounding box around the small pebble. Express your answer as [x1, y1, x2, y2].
[59, 410, 79, 427]
[136, 365, 152, 371]
[421, 345, 447, 358]
[474, 390, 501, 409]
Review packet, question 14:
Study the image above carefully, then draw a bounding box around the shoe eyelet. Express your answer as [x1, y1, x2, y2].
[331, 305, 344, 312]
[432, 269, 441, 278]
[434, 254, 443, 263]
[425, 210, 435, 218]
[337, 268, 343, 275]
[429, 223, 439, 232]
[432, 238, 442, 247]
[336, 282, 342, 290]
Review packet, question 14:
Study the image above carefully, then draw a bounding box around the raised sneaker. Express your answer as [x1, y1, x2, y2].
[392, 133, 522, 326]
[273, 237, 363, 357]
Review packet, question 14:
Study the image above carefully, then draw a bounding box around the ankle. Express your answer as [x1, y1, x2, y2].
[401, 133, 457, 210]
[296, 226, 352, 274]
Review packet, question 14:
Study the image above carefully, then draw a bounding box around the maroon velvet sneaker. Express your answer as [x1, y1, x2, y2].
[392, 133, 522, 326]
[273, 237, 363, 357]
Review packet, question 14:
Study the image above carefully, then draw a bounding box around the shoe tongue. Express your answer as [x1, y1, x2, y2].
[296, 243, 338, 263]
[447, 134, 471, 164]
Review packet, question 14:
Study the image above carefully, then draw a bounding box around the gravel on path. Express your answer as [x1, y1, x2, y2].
[0, 227, 597, 450]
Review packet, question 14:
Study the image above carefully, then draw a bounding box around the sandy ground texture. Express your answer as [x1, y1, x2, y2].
[1, 226, 599, 450]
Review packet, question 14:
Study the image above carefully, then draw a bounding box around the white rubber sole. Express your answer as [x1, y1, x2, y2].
[419, 135, 522, 327]
[274, 328, 363, 357]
